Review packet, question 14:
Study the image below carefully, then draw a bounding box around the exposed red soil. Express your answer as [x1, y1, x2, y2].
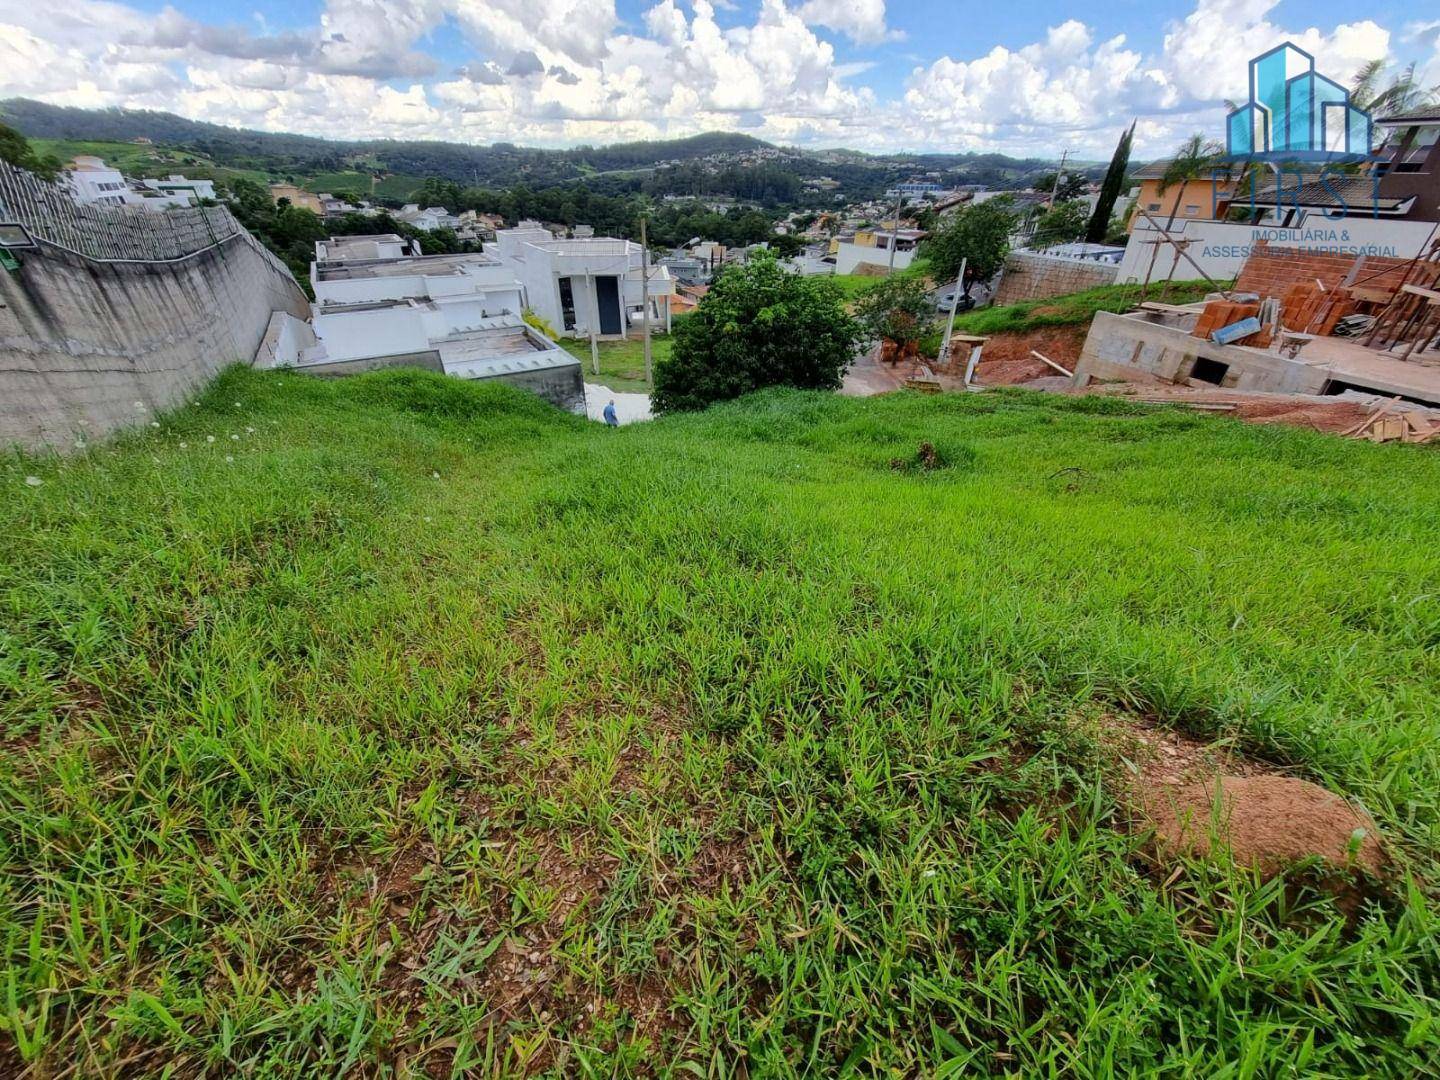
[968, 327, 1087, 384]
[1100, 713, 1388, 894]
[1140, 775, 1386, 881]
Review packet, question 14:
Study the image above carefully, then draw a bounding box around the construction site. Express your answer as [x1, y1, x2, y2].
[847, 225, 1440, 447]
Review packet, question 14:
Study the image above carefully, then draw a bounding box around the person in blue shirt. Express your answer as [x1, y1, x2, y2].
[603, 400, 619, 427]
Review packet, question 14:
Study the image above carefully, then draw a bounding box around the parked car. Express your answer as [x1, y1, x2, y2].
[935, 291, 975, 313]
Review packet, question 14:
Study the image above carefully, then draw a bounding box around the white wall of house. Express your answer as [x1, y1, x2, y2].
[1118, 217, 1437, 283]
[835, 242, 918, 275]
[66, 158, 137, 207]
[488, 229, 673, 338]
[313, 304, 432, 359]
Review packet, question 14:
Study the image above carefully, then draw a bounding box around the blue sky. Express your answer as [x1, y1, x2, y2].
[3, 1, 1437, 157]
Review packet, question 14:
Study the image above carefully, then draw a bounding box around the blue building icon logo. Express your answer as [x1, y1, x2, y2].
[1225, 43, 1375, 162]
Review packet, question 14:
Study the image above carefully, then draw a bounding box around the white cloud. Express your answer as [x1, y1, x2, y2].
[0, 0, 1430, 155]
[797, 0, 902, 46]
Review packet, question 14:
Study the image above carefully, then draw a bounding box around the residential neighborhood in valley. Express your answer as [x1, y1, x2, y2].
[3, 3, 1440, 1075]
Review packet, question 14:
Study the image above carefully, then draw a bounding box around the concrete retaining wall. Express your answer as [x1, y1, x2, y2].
[1, 236, 309, 450]
[993, 250, 1119, 305]
[1073, 310, 1328, 394]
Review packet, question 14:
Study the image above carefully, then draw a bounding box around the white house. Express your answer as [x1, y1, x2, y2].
[139, 175, 217, 204]
[258, 234, 583, 411]
[833, 229, 927, 275]
[487, 227, 675, 338]
[64, 156, 138, 207]
[397, 204, 457, 232]
[310, 248, 524, 315]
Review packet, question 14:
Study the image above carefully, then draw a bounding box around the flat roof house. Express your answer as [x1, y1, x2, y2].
[487, 228, 675, 339]
[257, 235, 584, 412]
[140, 175, 217, 205]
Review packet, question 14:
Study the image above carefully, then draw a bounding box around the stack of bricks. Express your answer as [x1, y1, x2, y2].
[1234, 241, 1412, 299]
[1279, 283, 1356, 335]
[1192, 299, 1271, 347]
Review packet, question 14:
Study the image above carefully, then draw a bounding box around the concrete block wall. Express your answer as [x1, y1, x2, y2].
[992, 251, 1119, 306]
[1074, 311, 1329, 395]
[1, 236, 310, 450]
[1233, 243, 1413, 297]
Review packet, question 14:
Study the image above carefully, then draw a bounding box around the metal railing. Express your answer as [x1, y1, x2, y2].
[0, 158, 291, 278]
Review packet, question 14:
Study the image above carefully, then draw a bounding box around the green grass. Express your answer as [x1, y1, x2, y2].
[303, 172, 429, 200]
[830, 273, 888, 299]
[3, 367, 1440, 1075]
[558, 334, 676, 392]
[955, 280, 1232, 336]
[30, 139, 272, 186]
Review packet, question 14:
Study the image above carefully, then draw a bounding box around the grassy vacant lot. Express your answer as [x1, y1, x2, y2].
[558, 335, 676, 392]
[3, 369, 1439, 1075]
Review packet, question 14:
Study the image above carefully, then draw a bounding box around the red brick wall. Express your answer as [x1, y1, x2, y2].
[1234, 241, 1412, 297]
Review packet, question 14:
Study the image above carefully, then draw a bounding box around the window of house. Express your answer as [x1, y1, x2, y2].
[1146, 202, 1161, 211]
[1184, 204, 1201, 215]
[1396, 125, 1439, 172]
[558, 276, 577, 332]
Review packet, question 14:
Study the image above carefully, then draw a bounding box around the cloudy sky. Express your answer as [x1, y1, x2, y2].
[2, 0, 1438, 159]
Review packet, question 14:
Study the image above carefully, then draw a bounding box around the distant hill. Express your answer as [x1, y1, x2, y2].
[0, 99, 772, 188]
[0, 98, 1075, 201]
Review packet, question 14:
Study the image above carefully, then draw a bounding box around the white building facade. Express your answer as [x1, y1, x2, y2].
[487, 227, 675, 339]
[65, 157, 137, 207]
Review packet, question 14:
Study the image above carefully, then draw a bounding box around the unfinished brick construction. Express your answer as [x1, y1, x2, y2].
[1234, 242, 1412, 298]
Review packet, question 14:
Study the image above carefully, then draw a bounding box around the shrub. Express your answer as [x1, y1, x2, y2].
[652, 254, 863, 413]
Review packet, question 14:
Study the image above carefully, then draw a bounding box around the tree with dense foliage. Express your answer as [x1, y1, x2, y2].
[1030, 200, 1090, 249]
[0, 121, 61, 179]
[922, 199, 1017, 294]
[1086, 121, 1133, 243]
[853, 274, 934, 355]
[653, 254, 862, 413]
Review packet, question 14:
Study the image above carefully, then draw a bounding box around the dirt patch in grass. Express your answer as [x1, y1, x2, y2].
[1098, 714, 1389, 895]
[1140, 774, 1387, 882]
[971, 327, 1088, 385]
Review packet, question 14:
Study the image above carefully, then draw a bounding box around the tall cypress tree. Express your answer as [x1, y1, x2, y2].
[1085, 121, 1134, 243]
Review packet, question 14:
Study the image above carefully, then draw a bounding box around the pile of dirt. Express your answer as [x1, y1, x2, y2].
[1140, 774, 1386, 881]
[1230, 398, 1374, 435]
[967, 326, 1087, 385]
[1102, 714, 1387, 893]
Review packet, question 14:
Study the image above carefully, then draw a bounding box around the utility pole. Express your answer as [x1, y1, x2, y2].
[1047, 149, 1070, 210]
[639, 214, 653, 384]
[938, 257, 967, 369]
[887, 190, 905, 275]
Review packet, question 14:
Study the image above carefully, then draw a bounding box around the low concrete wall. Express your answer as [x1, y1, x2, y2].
[292, 350, 586, 415]
[1, 236, 309, 450]
[993, 250, 1119, 305]
[1073, 310, 1328, 394]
